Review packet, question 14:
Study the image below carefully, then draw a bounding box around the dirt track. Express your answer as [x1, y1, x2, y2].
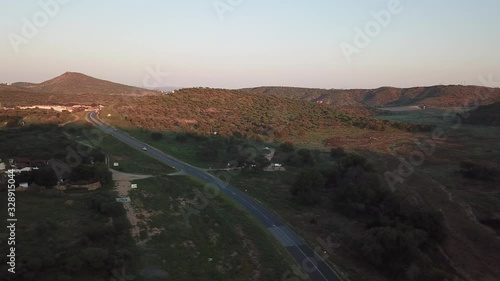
[111, 169, 152, 239]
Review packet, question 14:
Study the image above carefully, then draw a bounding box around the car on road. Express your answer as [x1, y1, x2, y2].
[142, 147, 148, 151]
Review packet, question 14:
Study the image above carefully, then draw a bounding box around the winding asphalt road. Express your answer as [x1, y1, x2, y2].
[88, 111, 343, 281]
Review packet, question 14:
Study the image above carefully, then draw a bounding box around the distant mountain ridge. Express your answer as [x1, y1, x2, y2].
[11, 82, 36, 87]
[243, 85, 500, 108]
[3, 72, 500, 109]
[11, 72, 160, 96]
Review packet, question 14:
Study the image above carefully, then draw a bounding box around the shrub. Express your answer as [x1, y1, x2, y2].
[358, 225, 425, 276]
[330, 147, 346, 158]
[280, 141, 294, 152]
[407, 210, 447, 243]
[150, 132, 163, 141]
[82, 247, 109, 269]
[175, 133, 188, 142]
[459, 161, 498, 181]
[33, 167, 58, 188]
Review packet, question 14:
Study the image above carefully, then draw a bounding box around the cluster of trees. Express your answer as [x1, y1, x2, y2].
[14, 167, 59, 188]
[279, 141, 294, 152]
[290, 152, 384, 211]
[69, 163, 112, 185]
[290, 169, 325, 204]
[1, 125, 108, 188]
[279, 142, 324, 168]
[349, 119, 433, 132]
[463, 101, 500, 126]
[285, 148, 319, 167]
[359, 206, 448, 280]
[174, 132, 271, 171]
[289, 149, 448, 279]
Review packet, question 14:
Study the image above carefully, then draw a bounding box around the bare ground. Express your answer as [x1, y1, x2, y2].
[111, 169, 152, 240]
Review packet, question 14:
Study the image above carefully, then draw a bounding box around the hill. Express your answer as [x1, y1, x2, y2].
[244, 85, 500, 108]
[10, 72, 160, 96]
[104, 88, 430, 139]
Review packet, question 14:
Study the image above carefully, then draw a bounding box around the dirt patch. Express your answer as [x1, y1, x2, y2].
[111, 169, 152, 240]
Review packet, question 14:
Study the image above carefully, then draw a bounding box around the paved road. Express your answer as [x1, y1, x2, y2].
[88, 111, 343, 281]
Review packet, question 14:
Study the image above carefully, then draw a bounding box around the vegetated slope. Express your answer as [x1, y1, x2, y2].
[0, 83, 35, 94]
[465, 101, 500, 126]
[0, 90, 123, 107]
[0, 84, 43, 106]
[0, 73, 160, 107]
[0, 108, 72, 128]
[244, 85, 500, 108]
[12, 72, 161, 96]
[108, 88, 430, 137]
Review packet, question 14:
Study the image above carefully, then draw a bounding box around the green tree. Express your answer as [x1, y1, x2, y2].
[290, 169, 326, 205]
[297, 148, 314, 166]
[280, 141, 294, 152]
[33, 167, 58, 187]
[94, 163, 112, 185]
[82, 247, 109, 270]
[330, 147, 346, 158]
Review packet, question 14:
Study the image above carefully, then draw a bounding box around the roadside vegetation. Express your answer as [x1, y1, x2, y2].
[127, 176, 291, 281]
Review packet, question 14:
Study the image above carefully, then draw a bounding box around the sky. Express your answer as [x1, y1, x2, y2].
[1, 0, 500, 89]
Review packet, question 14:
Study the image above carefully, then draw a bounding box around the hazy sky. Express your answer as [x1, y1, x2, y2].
[1, 0, 499, 89]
